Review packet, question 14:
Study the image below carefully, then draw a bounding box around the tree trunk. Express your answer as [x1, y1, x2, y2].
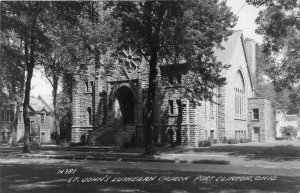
[11, 103, 21, 147]
[23, 19, 36, 153]
[92, 47, 99, 130]
[63, 71, 73, 141]
[23, 65, 34, 153]
[53, 78, 60, 145]
[144, 51, 158, 155]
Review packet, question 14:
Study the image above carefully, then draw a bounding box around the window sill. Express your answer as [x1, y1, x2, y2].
[234, 118, 247, 121]
[84, 92, 93, 95]
[251, 119, 260, 122]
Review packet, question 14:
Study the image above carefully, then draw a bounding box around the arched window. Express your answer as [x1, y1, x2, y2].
[234, 70, 245, 119]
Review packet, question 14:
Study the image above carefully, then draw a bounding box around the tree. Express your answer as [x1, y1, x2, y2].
[255, 44, 295, 111]
[247, 0, 300, 105]
[37, 16, 73, 145]
[1, 2, 51, 152]
[109, 0, 237, 154]
[0, 30, 25, 146]
[38, 2, 119, 145]
[38, 46, 70, 145]
[1, 1, 87, 152]
[75, 2, 120, 130]
[58, 75, 73, 142]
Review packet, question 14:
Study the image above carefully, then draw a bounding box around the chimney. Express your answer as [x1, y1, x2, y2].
[244, 38, 256, 78]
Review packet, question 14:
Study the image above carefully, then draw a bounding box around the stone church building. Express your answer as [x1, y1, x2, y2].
[71, 31, 274, 147]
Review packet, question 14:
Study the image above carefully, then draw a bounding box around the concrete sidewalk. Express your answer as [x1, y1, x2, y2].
[1, 141, 300, 166]
[0, 149, 231, 165]
[1, 147, 300, 171]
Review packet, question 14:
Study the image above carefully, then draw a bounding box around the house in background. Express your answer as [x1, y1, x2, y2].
[0, 102, 15, 143]
[0, 95, 54, 143]
[275, 109, 300, 139]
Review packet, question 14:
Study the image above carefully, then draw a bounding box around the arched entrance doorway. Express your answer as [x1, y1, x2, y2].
[114, 86, 135, 125]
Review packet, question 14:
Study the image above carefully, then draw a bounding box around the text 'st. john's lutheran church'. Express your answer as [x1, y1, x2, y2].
[71, 31, 274, 146]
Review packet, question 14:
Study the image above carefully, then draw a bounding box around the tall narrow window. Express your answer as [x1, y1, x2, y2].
[168, 74, 174, 85]
[85, 82, 89, 93]
[30, 121, 34, 134]
[176, 100, 182, 115]
[10, 109, 14, 122]
[237, 90, 240, 117]
[239, 89, 241, 117]
[168, 71, 181, 85]
[41, 114, 45, 124]
[6, 110, 10, 122]
[176, 73, 181, 85]
[90, 81, 94, 92]
[102, 105, 107, 125]
[242, 94, 244, 118]
[19, 112, 22, 123]
[87, 107, 92, 124]
[253, 109, 259, 120]
[235, 89, 237, 115]
[168, 100, 174, 115]
[234, 71, 245, 119]
[1, 110, 5, 121]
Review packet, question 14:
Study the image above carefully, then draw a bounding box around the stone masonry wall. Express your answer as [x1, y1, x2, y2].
[248, 98, 274, 142]
[72, 65, 95, 143]
[264, 99, 274, 142]
[223, 36, 252, 140]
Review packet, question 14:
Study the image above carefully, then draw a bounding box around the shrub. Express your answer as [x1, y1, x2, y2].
[240, 138, 247, 143]
[280, 126, 299, 140]
[227, 139, 237, 144]
[114, 132, 137, 147]
[276, 137, 288, 140]
[123, 135, 137, 148]
[220, 137, 227, 143]
[70, 142, 82, 147]
[198, 140, 211, 147]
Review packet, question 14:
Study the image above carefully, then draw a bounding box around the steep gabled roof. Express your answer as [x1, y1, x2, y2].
[38, 95, 53, 112]
[213, 30, 243, 71]
[213, 30, 253, 88]
[29, 96, 52, 113]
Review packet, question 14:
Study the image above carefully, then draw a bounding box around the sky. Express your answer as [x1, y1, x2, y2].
[226, 0, 264, 44]
[30, 0, 265, 97]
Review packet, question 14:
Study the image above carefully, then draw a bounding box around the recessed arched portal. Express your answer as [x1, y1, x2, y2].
[115, 86, 135, 125]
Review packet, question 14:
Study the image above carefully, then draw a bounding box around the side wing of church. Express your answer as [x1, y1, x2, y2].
[71, 31, 274, 146]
